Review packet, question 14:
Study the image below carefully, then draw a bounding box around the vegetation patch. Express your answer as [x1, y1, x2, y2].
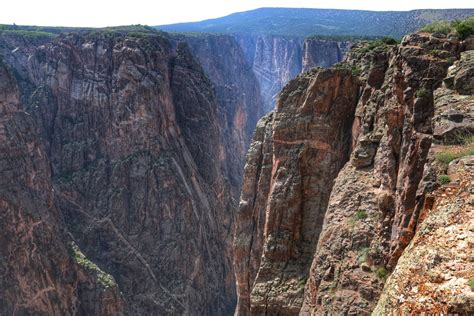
[351, 65, 362, 76]
[435, 134, 474, 165]
[437, 174, 451, 185]
[297, 277, 307, 289]
[420, 21, 453, 34]
[375, 266, 388, 279]
[354, 37, 398, 54]
[356, 209, 368, 220]
[71, 242, 116, 289]
[357, 247, 370, 263]
[452, 17, 474, 39]
[415, 87, 429, 98]
[420, 16, 474, 39]
[468, 278, 474, 290]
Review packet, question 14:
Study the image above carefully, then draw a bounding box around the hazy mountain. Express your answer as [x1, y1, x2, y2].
[157, 7, 474, 38]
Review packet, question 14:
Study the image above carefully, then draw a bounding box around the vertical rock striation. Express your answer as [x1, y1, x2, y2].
[173, 34, 263, 186]
[0, 28, 263, 315]
[302, 39, 352, 72]
[235, 31, 473, 315]
[236, 34, 352, 112]
[0, 53, 124, 315]
[234, 68, 359, 314]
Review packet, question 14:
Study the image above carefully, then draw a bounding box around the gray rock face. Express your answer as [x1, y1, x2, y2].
[302, 39, 352, 71]
[173, 34, 264, 185]
[236, 35, 352, 112]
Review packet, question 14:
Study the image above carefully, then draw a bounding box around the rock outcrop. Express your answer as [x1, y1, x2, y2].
[0, 28, 262, 315]
[302, 39, 352, 72]
[303, 32, 466, 314]
[234, 68, 359, 314]
[235, 31, 474, 315]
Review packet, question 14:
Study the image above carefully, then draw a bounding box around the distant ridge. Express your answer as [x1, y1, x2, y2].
[157, 7, 474, 38]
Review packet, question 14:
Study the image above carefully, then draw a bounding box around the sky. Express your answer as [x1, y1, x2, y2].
[2, 0, 473, 27]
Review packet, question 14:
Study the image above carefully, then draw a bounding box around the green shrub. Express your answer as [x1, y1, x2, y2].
[71, 242, 116, 288]
[381, 37, 398, 45]
[446, 57, 456, 64]
[419, 17, 474, 39]
[357, 247, 370, 263]
[420, 21, 453, 34]
[415, 87, 429, 98]
[375, 267, 388, 279]
[452, 17, 474, 40]
[356, 209, 368, 220]
[351, 65, 362, 76]
[436, 151, 459, 164]
[298, 277, 307, 289]
[437, 174, 451, 185]
[435, 134, 474, 165]
[468, 278, 474, 290]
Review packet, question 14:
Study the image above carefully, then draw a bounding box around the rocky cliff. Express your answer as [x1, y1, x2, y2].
[302, 39, 352, 72]
[236, 35, 352, 112]
[0, 27, 261, 315]
[234, 67, 360, 314]
[172, 33, 263, 183]
[0, 46, 124, 315]
[235, 31, 474, 315]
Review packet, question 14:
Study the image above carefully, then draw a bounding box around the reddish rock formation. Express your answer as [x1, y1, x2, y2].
[0, 28, 262, 315]
[235, 30, 473, 315]
[302, 32, 464, 315]
[234, 68, 359, 314]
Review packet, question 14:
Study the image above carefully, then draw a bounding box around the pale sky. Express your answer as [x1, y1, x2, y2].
[2, 0, 473, 27]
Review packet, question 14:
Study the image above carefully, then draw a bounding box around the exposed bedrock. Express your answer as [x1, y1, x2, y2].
[0, 29, 263, 315]
[234, 67, 359, 315]
[235, 31, 473, 315]
[236, 34, 352, 112]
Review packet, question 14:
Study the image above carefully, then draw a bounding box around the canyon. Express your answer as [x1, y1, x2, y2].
[235, 30, 474, 315]
[235, 35, 351, 112]
[1, 12, 473, 316]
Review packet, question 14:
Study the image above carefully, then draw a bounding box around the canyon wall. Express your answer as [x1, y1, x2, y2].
[172, 34, 263, 184]
[235, 32, 474, 315]
[302, 39, 352, 72]
[0, 29, 261, 315]
[0, 45, 124, 315]
[236, 35, 352, 112]
[234, 68, 360, 314]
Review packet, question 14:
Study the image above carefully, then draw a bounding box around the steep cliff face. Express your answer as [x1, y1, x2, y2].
[173, 34, 263, 184]
[0, 53, 123, 315]
[302, 39, 352, 72]
[234, 68, 359, 314]
[236, 35, 351, 112]
[235, 31, 474, 315]
[373, 48, 474, 315]
[302, 32, 464, 315]
[0, 28, 260, 314]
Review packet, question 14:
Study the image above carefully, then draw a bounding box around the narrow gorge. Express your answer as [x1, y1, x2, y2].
[1, 11, 473, 316]
[236, 34, 352, 112]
